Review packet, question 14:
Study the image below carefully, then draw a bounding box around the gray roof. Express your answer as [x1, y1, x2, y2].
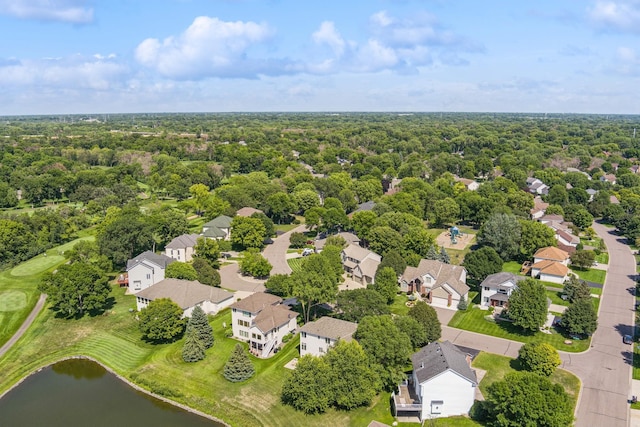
[353, 200, 376, 213]
[126, 251, 175, 270]
[235, 207, 263, 217]
[299, 317, 357, 341]
[136, 278, 234, 310]
[231, 292, 282, 313]
[480, 272, 524, 288]
[315, 232, 360, 251]
[342, 243, 380, 263]
[165, 234, 200, 250]
[254, 304, 298, 334]
[412, 341, 477, 385]
[202, 226, 226, 238]
[203, 215, 233, 229]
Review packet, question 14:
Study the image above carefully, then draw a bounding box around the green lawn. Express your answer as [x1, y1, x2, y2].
[473, 353, 580, 408]
[390, 294, 410, 316]
[595, 252, 609, 264]
[287, 257, 304, 272]
[546, 290, 569, 306]
[274, 223, 302, 233]
[449, 307, 589, 352]
[502, 261, 524, 275]
[574, 268, 606, 284]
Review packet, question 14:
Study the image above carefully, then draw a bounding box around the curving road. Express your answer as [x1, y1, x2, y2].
[0, 293, 47, 359]
[560, 221, 636, 427]
[262, 224, 307, 275]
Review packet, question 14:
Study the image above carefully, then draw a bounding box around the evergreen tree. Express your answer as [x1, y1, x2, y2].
[426, 245, 439, 260]
[189, 305, 214, 349]
[182, 324, 206, 362]
[224, 344, 255, 382]
[439, 246, 450, 264]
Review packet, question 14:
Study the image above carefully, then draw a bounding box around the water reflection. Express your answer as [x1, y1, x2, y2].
[51, 358, 106, 379]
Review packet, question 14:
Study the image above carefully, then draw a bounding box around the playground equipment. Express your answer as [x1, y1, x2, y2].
[450, 226, 460, 244]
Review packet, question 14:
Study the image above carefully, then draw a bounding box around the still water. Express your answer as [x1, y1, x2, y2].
[0, 359, 222, 427]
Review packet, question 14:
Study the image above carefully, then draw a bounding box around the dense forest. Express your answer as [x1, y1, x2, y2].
[0, 112, 639, 268]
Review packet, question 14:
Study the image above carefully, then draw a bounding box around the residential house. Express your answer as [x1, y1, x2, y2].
[453, 176, 480, 191]
[164, 233, 200, 262]
[235, 207, 263, 217]
[586, 188, 597, 202]
[315, 231, 360, 252]
[479, 272, 525, 308]
[341, 244, 381, 285]
[126, 251, 175, 293]
[526, 177, 549, 195]
[299, 317, 358, 357]
[530, 196, 549, 220]
[230, 293, 298, 358]
[349, 200, 376, 217]
[135, 278, 234, 317]
[393, 341, 478, 420]
[202, 215, 233, 240]
[399, 259, 469, 309]
[600, 174, 617, 185]
[531, 246, 570, 284]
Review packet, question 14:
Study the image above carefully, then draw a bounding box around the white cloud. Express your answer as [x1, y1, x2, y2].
[588, 0, 640, 33]
[0, 0, 93, 23]
[0, 54, 128, 90]
[135, 16, 285, 80]
[312, 21, 346, 57]
[612, 46, 640, 75]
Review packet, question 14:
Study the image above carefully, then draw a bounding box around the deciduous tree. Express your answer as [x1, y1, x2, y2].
[506, 278, 548, 332]
[570, 250, 596, 270]
[325, 341, 380, 409]
[336, 288, 390, 322]
[477, 213, 522, 261]
[562, 298, 597, 336]
[408, 301, 442, 343]
[165, 261, 198, 281]
[138, 298, 186, 343]
[517, 342, 561, 376]
[372, 266, 399, 304]
[281, 355, 333, 414]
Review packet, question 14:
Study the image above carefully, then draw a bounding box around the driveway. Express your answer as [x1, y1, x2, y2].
[262, 225, 307, 275]
[559, 222, 635, 427]
[219, 263, 265, 293]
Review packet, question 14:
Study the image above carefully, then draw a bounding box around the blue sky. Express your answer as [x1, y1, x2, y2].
[0, 0, 639, 115]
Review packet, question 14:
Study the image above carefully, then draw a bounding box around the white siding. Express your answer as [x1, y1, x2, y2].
[300, 333, 337, 357]
[128, 262, 166, 294]
[539, 272, 565, 284]
[420, 370, 475, 419]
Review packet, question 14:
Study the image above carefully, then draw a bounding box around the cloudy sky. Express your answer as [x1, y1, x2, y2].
[1, 0, 639, 115]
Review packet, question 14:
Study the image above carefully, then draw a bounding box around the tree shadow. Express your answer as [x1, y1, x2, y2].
[614, 323, 633, 337]
[621, 350, 636, 367]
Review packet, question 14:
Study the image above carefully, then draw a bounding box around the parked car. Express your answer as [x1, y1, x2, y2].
[623, 335, 633, 345]
[301, 248, 314, 256]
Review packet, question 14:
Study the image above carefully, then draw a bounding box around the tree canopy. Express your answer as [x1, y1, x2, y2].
[138, 298, 186, 343]
[506, 278, 548, 332]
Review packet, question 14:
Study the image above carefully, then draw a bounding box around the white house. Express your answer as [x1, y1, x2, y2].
[164, 233, 200, 262]
[341, 244, 381, 285]
[480, 272, 525, 308]
[126, 251, 175, 293]
[453, 176, 480, 191]
[299, 317, 358, 357]
[526, 177, 549, 195]
[230, 293, 298, 358]
[530, 196, 549, 220]
[399, 259, 469, 310]
[314, 231, 360, 252]
[135, 278, 235, 317]
[531, 246, 570, 284]
[202, 215, 233, 240]
[393, 341, 478, 420]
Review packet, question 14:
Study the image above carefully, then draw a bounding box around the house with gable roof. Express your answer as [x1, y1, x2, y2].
[453, 176, 480, 191]
[164, 233, 200, 262]
[531, 246, 570, 284]
[202, 215, 232, 240]
[526, 177, 549, 195]
[299, 316, 358, 357]
[235, 207, 263, 217]
[392, 341, 478, 420]
[230, 292, 298, 358]
[399, 259, 469, 309]
[135, 278, 234, 317]
[341, 243, 381, 285]
[126, 251, 175, 293]
[479, 272, 525, 308]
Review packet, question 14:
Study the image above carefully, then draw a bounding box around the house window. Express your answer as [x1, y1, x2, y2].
[133, 280, 141, 289]
[237, 320, 250, 328]
[483, 297, 489, 303]
[239, 330, 249, 338]
[251, 333, 262, 341]
[325, 337, 331, 344]
[319, 347, 324, 354]
[301, 343, 306, 351]
[301, 332, 307, 338]
[243, 311, 251, 317]
[146, 274, 151, 280]
[430, 400, 443, 414]
[484, 286, 490, 291]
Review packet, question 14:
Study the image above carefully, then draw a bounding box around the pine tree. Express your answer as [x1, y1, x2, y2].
[224, 344, 255, 382]
[426, 245, 439, 260]
[189, 305, 214, 349]
[182, 324, 206, 362]
[439, 246, 450, 264]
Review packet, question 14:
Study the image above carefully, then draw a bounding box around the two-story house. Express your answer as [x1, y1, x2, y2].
[126, 251, 174, 293]
[230, 293, 298, 358]
[531, 246, 570, 284]
[202, 215, 233, 240]
[164, 233, 200, 262]
[341, 244, 381, 285]
[135, 278, 235, 317]
[479, 272, 525, 308]
[299, 317, 358, 357]
[399, 259, 469, 310]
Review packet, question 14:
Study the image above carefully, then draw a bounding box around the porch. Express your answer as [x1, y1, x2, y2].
[392, 381, 422, 419]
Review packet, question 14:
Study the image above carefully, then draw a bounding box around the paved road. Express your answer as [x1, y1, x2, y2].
[262, 225, 307, 275]
[560, 222, 635, 427]
[219, 263, 265, 293]
[0, 293, 47, 359]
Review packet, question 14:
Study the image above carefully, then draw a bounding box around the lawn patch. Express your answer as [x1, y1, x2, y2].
[287, 257, 304, 272]
[574, 268, 606, 284]
[0, 290, 27, 312]
[10, 255, 64, 277]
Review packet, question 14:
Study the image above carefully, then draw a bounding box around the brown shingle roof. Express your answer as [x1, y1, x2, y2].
[136, 278, 234, 309]
[254, 304, 298, 334]
[230, 292, 282, 313]
[534, 246, 569, 262]
[299, 317, 357, 341]
[532, 260, 569, 277]
[235, 207, 263, 217]
[400, 259, 469, 296]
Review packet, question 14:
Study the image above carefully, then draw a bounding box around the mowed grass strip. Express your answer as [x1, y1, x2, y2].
[287, 257, 304, 272]
[574, 268, 606, 284]
[10, 255, 64, 277]
[0, 291, 27, 312]
[449, 307, 589, 352]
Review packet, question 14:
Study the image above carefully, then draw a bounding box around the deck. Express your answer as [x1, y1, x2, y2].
[392, 383, 422, 414]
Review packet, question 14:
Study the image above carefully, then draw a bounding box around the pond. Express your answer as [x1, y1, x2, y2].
[0, 359, 223, 427]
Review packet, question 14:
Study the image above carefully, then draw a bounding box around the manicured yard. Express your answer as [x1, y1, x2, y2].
[287, 257, 304, 272]
[502, 261, 525, 275]
[595, 252, 609, 264]
[274, 223, 303, 233]
[546, 290, 569, 306]
[574, 268, 606, 284]
[473, 353, 580, 407]
[449, 307, 590, 352]
[390, 294, 410, 316]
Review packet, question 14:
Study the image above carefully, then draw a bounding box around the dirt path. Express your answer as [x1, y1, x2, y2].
[0, 293, 47, 359]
